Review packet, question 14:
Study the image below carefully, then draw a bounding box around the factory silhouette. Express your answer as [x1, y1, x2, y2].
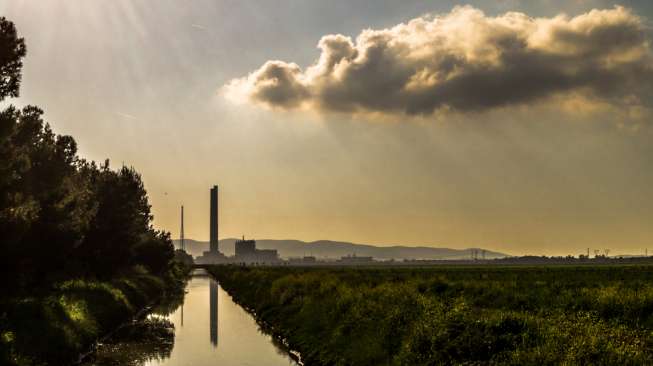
[195, 185, 281, 265]
[184, 186, 649, 266]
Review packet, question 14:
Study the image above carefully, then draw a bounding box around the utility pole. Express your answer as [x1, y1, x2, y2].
[180, 205, 185, 252]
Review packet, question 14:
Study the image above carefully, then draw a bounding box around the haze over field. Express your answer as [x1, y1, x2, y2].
[2, 1, 653, 256]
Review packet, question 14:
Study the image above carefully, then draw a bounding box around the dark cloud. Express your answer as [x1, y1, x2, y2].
[224, 6, 653, 115]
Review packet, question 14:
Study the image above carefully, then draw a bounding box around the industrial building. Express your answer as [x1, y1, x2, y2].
[288, 256, 317, 264]
[338, 254, 374, 264]
[235, 238, 256, 258]
[234, 236, 280, 264]
[192, 185, 281, 265]
[256, 249, 280, 263]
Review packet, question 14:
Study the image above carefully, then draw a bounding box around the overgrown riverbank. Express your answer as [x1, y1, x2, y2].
[1, 263, 189, 366]
[209, 265, 653, 365]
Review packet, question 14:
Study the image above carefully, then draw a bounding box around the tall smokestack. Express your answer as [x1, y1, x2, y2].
[210, 185, 219, 253]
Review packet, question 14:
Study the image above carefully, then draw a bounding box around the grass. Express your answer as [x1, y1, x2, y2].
[208, 265, 653, 365]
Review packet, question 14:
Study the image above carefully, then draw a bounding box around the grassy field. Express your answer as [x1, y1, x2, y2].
[209, 265, 653, 365]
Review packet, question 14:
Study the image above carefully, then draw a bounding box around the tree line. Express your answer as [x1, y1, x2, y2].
[0, 17, 175, 295]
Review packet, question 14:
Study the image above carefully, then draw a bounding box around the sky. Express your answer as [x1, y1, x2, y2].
[1, 0, 652, 256]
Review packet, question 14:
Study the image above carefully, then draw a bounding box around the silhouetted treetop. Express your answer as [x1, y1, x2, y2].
[0, 17, 26, 101]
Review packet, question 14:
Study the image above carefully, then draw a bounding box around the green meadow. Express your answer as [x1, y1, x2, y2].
[209, 265, 653, 365]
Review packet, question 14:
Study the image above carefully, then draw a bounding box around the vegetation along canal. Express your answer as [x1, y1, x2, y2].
[81, 269, 298, 366]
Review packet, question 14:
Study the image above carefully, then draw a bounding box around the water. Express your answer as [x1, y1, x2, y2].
[83, 270, 298, 366]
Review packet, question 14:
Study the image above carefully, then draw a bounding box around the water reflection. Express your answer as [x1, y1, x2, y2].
[210, 279, 218, 347]
[82, 317, 175, 366]
[82, 269, 297, 366]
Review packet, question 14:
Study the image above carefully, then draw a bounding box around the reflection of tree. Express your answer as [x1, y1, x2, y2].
[153, 286, 186, 316]
[81, 279, 189, 365]
[83, 318, 175, 366]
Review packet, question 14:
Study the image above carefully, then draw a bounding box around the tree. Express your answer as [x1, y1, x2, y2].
[0, 106, 95, 290]
[134, 230, 175, 274]
[0, 16, 176, 290]
[0, 17, 26, 101]
[77, 163, 158, 277]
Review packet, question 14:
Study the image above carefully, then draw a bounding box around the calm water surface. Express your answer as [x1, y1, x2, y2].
[86, 270, 298, 366]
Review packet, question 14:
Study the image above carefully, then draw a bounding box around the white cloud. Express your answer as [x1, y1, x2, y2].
[224, 6, 653, 117]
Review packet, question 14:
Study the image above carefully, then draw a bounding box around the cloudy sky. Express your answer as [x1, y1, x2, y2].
[2, 1, 652, 255]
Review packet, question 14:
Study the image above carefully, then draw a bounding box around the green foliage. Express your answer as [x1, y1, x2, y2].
[0, 16, 189, 366]
[209, 265, 653, 365]
[0, 17, 175, 291]
[0, 17, 26, 101]
[2, 270, 184, 366]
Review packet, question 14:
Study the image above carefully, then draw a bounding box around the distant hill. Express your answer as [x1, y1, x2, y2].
[173, 238, 508, 260]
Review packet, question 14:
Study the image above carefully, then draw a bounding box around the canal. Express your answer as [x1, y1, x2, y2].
[82, 269, 298, 366]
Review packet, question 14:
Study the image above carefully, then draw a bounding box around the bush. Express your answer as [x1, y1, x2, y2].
[1, 267, 188, 366]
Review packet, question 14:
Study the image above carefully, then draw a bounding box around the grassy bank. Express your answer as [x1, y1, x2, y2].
[0, 262, 189, 366]
[209, 265, 653, 365]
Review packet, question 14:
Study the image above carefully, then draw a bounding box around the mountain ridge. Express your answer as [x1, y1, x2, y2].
[174, 238, 508, 260]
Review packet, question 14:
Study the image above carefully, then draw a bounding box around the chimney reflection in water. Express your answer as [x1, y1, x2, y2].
[210, 279, 218, 347]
